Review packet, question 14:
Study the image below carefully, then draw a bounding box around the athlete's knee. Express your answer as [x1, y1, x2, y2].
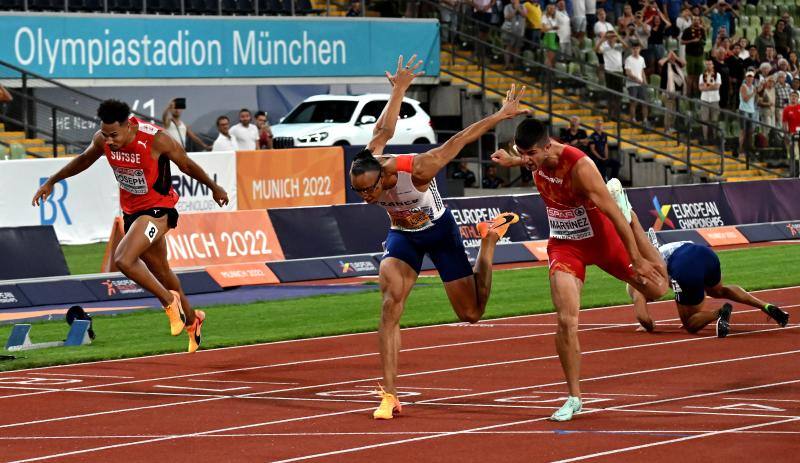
[557, 311, 579, 334]
[684, 324, 702, 334]
[380, 295, 404, 325]
[113, 249, 136, 273]
[456, 304, 482, 324]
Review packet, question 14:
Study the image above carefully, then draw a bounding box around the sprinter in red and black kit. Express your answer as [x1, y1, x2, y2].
[492, 118, 669, 421]
[33, 100, 228, 353]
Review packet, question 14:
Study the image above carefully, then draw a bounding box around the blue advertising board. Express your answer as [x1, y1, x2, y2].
[0, 14, 440, 79]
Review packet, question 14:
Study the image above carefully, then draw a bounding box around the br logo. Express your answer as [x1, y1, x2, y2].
[38, 177, 72, 225]
[649, 196, 674, 231]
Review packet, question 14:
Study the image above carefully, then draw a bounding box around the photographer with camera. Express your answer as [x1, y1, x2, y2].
[162, 98, 210, 151]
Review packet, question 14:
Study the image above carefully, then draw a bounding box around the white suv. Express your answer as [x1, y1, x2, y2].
[271, 94, 436, 147]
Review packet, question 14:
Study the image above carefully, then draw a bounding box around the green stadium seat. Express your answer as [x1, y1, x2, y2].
[666, 37, 679, 52]
[0, 144, 8, 160]
[745, 4, 757, 16]
[9, 143, 25, 160]
[750, 16, 761, 29]
[739, 16, 750, 27]
[758, 4, 768, 18]
[767, 5, 778, 16]
[567, 62, 581, 77]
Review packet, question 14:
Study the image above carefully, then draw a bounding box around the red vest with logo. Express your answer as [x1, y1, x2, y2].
[103, 117, 179, 215]
[534, 145, 606, 241]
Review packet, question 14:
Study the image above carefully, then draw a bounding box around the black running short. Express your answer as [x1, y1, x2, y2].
[123, 207, 179, 233]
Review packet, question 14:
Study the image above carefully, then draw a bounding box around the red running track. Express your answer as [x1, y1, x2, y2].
[0, 286, 798, 462]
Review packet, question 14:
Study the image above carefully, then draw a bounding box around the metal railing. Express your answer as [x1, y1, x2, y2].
[3, 0, 332, 16]
[424, 0, 792, 179]
[0, 59, 216, 156]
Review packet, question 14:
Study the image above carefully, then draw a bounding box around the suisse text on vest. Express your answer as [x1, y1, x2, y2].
[251, 176, 332, 199]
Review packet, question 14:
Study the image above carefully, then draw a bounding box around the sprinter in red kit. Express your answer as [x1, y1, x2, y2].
[33, 99, 228, 353]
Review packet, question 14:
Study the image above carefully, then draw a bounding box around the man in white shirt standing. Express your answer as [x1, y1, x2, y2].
[211, 115, 240, 152]
[625, 40, 649, 126]
[699, 59, 722, 141]
[229, 108, 259, 150]
[555, 0, 572, 59]
[162, 99, 210, 151]
[593, 9, 615, 81]
[596, 30, 627, 119]
[571, 0, 587, 44]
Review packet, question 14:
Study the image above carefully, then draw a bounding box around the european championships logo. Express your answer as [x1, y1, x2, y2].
[649, 196, 675, 231]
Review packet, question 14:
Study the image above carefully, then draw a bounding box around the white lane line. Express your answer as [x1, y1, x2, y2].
[6, 350, 798, 463]
[4, 284, 794, 376]
[153, 385, 250, 393]
[187, 379, 299, 385]
[30, 373, 134, 379]
[4, 429, 800, 441]
[353, 386, 471, 391]
[722, 397, 800, 403]
[0, 326, 795, 432]
[550, 417, 800, 462]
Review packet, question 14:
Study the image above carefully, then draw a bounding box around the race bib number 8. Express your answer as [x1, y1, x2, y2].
[144, 221, 159, 243]
[548, 206, 594, 240]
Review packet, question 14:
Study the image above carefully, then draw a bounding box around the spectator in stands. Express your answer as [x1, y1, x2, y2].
[743, 46, 760, 73]
[542, 2, 560, 67]
[757, 62, 773, 89]
[452, 160, 477, 187]
[726, 42, 745, 108]
[646, 8, 670, 67]
[699, 59, 722, 141]
[502, 0, 527, 68]
[682, 16, 707, 98]
[764, 46, 779, 73]
[555, 0, 572, 59]
[778, 59, 793, 85]
[482, 165, 505, 188]
[440, 0, 461, 44]
[230, 108, 259, 151]
[617, 4, 635, 30]
[473, 0, 497, 47]
[211, 116, 239, 152]
[161, 99, 210, 151]
[707, 1, 736, 45]
[758, 76, 777, 129]
[0, 84, 11, 103]
[586, 0, 598, 39]
[346, 0, 361, 17]
[782, 90, 800, 134]
[755, 23, 775, 62]
[789, 52, 800, 80]
[571, 0, 588, 45]
[775, 72, 792, 125]
[774, 19, 792, 59]
[675, 7, 693, 60]
[593, 8, 615, 81]
[522, 0, 542, 48]
[560, 116, 590, 152]
[596, 30, 627, 119]
[737, 38, 750, 59]
[663, 0, 683, 25]
[739, 70, 758, 156]
[630, 12, 652, 71]
[589, 119, 621, 180]
[625, 40, 649, 126]
[711, 47, 730, 109]
[255, 111, 274, 150]
[641, 0, 659, 23]
[659, 50, 686, 135]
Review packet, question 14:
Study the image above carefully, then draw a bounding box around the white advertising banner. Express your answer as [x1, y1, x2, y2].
[0, 157, 120, 245]
[0, 151, 238, 245]
[172, 151, 237, 214]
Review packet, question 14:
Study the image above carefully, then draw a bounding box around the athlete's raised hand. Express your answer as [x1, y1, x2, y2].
[497, 84, 530, 119]
[31, 181, 53, 207]
[212, 185, 229, 207]
[491, 149, 523, 168]
[386, 55, 425, 91]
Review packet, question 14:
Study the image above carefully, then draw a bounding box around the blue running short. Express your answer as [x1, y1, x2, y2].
[666, 243, 721, 306]
[382, 210, 473, 282]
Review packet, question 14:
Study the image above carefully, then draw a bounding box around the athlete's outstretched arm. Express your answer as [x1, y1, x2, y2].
[411, 84, 530, 183]
[572, 157, 660, 284]
[154, 132, 229, 207]
[32, 132, 104, 206]
[366, 55, 425, 156]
